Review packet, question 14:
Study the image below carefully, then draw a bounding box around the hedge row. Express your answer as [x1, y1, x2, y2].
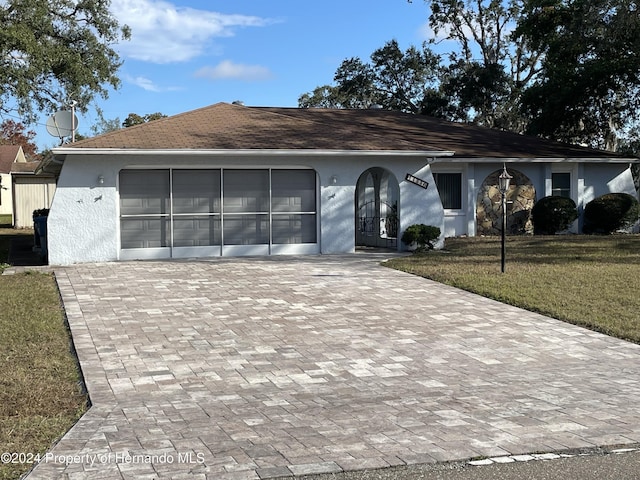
[532, 193, 639, 234]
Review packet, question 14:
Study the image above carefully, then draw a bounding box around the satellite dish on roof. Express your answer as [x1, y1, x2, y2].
[46, 110, 79, 139]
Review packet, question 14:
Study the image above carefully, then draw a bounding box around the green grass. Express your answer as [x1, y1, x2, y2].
[0, 222, 87, 480]
[386, 235, 640, 344]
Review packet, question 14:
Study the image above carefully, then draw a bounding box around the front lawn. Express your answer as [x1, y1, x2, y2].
[0, 221, 87, 480]
[386, 235, 640, 344]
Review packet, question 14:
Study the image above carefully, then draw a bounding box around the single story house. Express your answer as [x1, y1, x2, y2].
[47, 102, 638, 265]
[0, 145, 56, 227]
[0, 145, 23, 217]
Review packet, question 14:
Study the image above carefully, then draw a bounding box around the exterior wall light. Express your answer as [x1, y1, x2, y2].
[330, 175, 338, 185]
[98, 175, 105, 185]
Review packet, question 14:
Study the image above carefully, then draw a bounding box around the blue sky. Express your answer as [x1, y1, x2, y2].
[36, 0, 438, 149]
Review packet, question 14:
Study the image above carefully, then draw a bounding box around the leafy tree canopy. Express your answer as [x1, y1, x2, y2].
[0, 119, 38, 159]
[302, 0, 640, 152]
[90, 117, 122, 136]
[122, 112, 168, 128]
[299, 40, 443, 114]
[0, 0, 130, 123]
[423, 0, 541, 129]
[515, 0, 640, 150]
[300, 2, 536, 130]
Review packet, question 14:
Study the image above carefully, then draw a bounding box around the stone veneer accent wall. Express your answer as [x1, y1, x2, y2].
[476, 169, 536, 236]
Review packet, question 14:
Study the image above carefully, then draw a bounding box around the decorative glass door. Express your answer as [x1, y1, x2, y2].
[355, 168, 399, 248]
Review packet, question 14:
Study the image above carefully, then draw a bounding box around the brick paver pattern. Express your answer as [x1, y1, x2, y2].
[26, 255, 640, 479]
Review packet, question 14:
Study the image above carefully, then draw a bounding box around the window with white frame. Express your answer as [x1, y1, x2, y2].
[552, 172, 571, 198]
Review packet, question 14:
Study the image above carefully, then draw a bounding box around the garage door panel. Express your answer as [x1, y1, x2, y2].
[120, 170, 170, 215]
[223, 214, 269, 245]
[121, 217, 170, 248]
[173, 216, 221, 247]
[173, 170, 221, 214]
[223, 170, 269, 213]
[272, 170, 316, 213]
[272, 214, 317, 244]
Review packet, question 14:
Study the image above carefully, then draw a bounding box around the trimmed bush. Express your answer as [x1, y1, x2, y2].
[401, 224, 441, 251]
[583, 193, 640, 234]
[531, 196, 578, 234]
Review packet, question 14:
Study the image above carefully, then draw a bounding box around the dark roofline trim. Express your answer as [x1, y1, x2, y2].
[431, 157, 639, 164]
[50, 147, 637, 163]
[51, 148, 456, 157]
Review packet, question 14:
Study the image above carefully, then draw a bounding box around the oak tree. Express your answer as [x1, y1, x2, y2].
[515, 0, 640, 150]
[298, 40, 443, 113]
[0, 0, 130, 123]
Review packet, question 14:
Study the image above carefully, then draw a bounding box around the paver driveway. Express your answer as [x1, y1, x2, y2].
[26, 255, 640, 479]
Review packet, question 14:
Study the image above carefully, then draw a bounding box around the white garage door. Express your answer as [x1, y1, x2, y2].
[119, 168, 318, 259]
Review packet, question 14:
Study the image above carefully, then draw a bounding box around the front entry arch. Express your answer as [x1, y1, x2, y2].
[355, 167, 399, 248]
[476, 168, 536, 236]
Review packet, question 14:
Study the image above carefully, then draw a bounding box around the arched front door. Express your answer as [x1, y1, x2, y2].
[355, 167, 399, 248]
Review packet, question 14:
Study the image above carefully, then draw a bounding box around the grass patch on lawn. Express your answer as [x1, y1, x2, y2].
[386, 235, 640, 344]
[0, 222, 87, 480]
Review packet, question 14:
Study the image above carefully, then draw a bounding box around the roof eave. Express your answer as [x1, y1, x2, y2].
[52, 148, 455, 159]
[52, 148, 456, 157]
[431, 156, 639, 163]
[51, 148, 638, 163]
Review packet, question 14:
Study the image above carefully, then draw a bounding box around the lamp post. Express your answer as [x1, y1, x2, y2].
[498, 164, 513, 273]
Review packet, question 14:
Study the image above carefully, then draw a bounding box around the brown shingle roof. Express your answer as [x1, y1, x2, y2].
[67, 102, 629, 159]
[0, 145, 22, 173]
[10, 161, 40, 174]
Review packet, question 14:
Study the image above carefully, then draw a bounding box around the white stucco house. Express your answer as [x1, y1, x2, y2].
[46, 102, 638, 265]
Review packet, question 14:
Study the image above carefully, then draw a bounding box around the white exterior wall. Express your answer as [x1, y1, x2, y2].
[442, 161, 636, 237]
[48, 153, 446, 265]
[580, 163, 636, 207]
[49, 151, 635, 265]
[398, 163, 444, 248]
[316, 157, 444, 253]
[48, 155, 120, 265]
[0, 173, 12, 216]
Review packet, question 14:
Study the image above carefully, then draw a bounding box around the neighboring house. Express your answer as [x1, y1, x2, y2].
[47, 102, 638, 265]
[0, 145, 24, 217]
[12, 161, 57, 228]
[0, 145, 57, 227]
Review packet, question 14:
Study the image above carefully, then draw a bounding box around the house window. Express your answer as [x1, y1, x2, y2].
[552, 173, 571, 198]
[434, 173, 462, 209]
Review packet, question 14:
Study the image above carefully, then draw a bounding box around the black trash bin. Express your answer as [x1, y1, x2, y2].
[33, 215, 48, 261]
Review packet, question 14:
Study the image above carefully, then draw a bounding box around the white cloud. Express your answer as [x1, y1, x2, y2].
[125, 75, 161, 92]
[194, 60, 273, 82]
[110, 0, 272, 64]
[124, 74, 184, 92]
